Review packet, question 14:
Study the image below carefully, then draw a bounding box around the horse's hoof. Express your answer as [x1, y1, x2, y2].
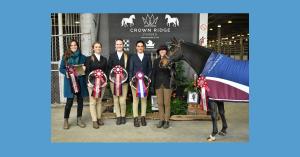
[207, 135, 216, 142]
[218, 131, 226, 136]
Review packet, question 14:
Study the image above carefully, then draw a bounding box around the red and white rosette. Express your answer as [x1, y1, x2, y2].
[113, 65, 123, 96]
[66, 65, 80, 94]
[88, 69, 107, 98]
[109, 65, 128, 96]
[197, 75, 210, 111]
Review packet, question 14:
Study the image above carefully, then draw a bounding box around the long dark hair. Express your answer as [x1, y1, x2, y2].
[63, 39, 81, 62]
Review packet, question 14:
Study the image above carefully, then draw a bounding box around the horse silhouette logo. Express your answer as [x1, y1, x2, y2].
[121, 15, 135, 27]
[165, 14, 179, 27]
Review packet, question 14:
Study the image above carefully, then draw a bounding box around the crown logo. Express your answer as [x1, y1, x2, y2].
[142, 14, 158, 27]
[146, 40, 155, 48]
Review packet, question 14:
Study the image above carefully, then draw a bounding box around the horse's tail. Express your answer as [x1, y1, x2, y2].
[176, 18, 179, 26]
[121, 19, 124, 26]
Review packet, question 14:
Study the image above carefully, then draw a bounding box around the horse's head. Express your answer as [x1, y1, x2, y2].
[167, 37, 213, 73]
[165, 14, 170, 19]
[168, 37, 184, 63]
[131, 15, 135, 19]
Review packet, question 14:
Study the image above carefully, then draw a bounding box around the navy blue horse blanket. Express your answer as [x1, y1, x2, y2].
[201, 52, 249, 102]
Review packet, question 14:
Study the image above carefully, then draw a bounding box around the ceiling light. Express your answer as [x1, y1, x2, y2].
[217, 25, 221, 28]
[228, 20, 232, 24]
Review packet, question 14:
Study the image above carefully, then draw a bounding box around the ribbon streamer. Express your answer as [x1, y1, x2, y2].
[66, 65, 80, 94]
[113, 65, 123, 96]
[135, 72, 147, 98]
[92, 69, 104, 98]
[197, 75, 210, 111]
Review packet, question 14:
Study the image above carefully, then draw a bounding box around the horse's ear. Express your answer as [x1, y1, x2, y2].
[171, 37, 178, 44]
[170, 37, 175, 43]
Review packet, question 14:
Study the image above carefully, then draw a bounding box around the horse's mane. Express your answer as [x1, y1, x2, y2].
[174, 41, 213, 73]
[181, 42, 214, 57]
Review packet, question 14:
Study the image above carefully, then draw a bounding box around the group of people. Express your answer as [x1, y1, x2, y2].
[59, 39, 176, 130]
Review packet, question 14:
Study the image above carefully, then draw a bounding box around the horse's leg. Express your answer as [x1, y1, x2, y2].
[207, 100, 218, 141]
[217, 101, 228, 136]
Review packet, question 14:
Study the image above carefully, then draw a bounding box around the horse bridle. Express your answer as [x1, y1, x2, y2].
[170, 41, 194, 68]
[169, 41, 182, 59]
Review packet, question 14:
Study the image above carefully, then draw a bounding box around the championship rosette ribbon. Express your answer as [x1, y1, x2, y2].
[129, 71, 151, 98]
[109, 65, 128, 96]
[88, 69, 107, 98]
[66, 65, 80, 94]
[197, 75, 210, 111]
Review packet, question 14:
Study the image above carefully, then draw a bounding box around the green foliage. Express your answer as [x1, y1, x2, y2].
[170, 98, 187, 115]
[125, 98, 153, 116]
[184, 79, 199, 93]
[125, 97, 188, 116]
[126, 101, 133, 116]
[174, 61, 189, 87]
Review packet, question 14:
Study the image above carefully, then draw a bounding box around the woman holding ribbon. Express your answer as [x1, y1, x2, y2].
[107, 39, 129, 125]
[85, 41, 108, 129]
[129, 40, 152, 127]
[59, 39, 88, 130]
[151, 45, 176, 129]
